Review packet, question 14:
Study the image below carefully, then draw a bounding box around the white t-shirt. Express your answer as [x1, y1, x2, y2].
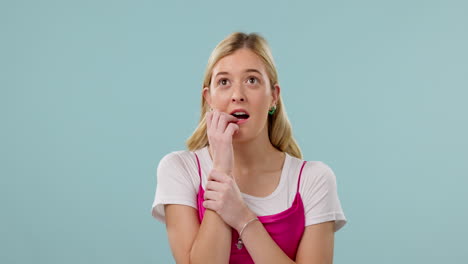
[151, 146, 347, 232]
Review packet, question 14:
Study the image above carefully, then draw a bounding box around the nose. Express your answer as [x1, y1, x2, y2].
[232, 97, 245, 102]
[231, 86, 246, 103]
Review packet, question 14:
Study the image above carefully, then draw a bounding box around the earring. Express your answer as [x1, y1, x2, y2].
[268, 105, 276, 115]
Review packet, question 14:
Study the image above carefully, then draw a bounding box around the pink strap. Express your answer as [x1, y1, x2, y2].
[194, 152, 202, 181]
[296, 161, 307, 193]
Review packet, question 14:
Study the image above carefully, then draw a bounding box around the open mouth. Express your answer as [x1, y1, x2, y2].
[231, 113, 250, 119]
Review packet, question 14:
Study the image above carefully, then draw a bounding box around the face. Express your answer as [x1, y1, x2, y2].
[203, 48, 280, 141]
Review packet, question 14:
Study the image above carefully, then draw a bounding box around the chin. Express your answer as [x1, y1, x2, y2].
[232, 130, 256, 143]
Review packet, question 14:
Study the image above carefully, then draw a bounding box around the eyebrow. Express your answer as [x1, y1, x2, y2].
[214, 69, 263, 78]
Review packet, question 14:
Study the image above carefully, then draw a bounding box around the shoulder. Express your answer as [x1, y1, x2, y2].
[156, 149, 201, 185]
[303, 160, 336, 182]
[157, 149, 196, 172]
[295, 159, 347, 230]
[288, 155, 335, 182]
[288, 156, 338, 194]
[152, 149, 201, 222]
[155, 149, 202, 191]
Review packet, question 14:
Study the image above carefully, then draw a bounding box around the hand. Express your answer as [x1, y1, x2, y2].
[203, 169, 256, 232]
[205, 109, 239, 175]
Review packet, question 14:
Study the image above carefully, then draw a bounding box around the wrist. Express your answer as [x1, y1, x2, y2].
[211, 167, 232, 177]
[235, 208, 257, 233]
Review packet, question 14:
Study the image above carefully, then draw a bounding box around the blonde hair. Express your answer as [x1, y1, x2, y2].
[185, 32, 303, 159]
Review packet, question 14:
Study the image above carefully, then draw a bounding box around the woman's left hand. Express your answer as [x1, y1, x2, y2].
[203, 169, 257, 233]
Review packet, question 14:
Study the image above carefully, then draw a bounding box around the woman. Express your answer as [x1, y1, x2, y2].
[152, 32, 347, 263]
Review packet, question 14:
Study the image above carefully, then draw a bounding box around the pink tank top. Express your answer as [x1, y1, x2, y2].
[194, 152, 307, 263]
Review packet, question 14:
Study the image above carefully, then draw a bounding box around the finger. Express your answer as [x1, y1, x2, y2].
[216, 113, 238, 134]
[205, 180, 225, 191]
[211, 111, 220, 131]
[225, 122, 239, 137]
[203, 190, 220, 201]
[208, 170, 231, 183]
[205, 111, 212, 129]
[203, 200, 219, 211]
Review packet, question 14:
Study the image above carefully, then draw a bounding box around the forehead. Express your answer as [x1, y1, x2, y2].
[212, 48, 266, 75]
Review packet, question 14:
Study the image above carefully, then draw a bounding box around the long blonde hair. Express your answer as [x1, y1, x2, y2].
[185, 32, 302, 159]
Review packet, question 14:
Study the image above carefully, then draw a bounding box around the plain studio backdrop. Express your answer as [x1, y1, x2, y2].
[1, 0, 467, 263]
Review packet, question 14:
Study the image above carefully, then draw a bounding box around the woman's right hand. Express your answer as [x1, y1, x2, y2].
[205, 109, 239, 175]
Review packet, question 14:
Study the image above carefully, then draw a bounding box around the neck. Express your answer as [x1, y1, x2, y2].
[231, 124, 281, 175]
[206, 123, 284, 177]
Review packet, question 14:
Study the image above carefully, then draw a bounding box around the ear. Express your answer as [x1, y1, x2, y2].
[271, 83, 280, 106]
[202, 86, 212, 106]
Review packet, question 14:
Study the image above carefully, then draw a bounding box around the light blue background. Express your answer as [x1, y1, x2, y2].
[2, 0, 467, 263]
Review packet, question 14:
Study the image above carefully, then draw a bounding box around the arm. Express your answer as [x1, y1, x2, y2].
[190, 209, 231, 263]
[296, 221, 335, 264]
[164, 204, 231, 264]
[235, 211, 335, 264]
[163, 110, 240, 263]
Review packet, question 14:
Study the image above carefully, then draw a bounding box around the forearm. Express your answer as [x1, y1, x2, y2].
[240, 216, 295, 264]
[190, 209, 231, 264]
